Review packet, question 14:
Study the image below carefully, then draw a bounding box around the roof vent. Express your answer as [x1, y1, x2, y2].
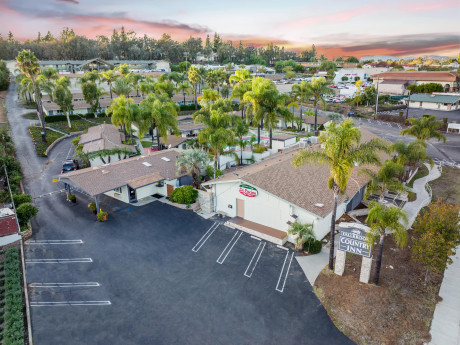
[315, 203, 324, 209]
[161, 157, 171, 162]
[142, 162, 152, 167]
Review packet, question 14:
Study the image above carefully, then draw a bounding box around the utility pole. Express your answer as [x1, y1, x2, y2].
[374, 76, 380, 120]
[405, 90, 411, 126]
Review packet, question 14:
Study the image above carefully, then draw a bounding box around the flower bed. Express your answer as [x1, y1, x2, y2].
[28, 127, 64, 157]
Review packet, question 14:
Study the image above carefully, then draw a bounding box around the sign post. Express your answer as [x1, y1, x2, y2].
[334, 223, 373, 284]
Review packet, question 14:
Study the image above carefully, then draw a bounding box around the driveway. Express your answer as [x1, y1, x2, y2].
[6, 83, 355, 345]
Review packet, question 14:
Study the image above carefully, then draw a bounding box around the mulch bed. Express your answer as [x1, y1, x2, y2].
[314, 233, 443, 345]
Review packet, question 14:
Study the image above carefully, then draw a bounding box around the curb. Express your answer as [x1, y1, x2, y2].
[44, 134, 69, 156]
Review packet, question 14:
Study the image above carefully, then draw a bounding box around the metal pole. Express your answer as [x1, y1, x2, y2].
[374, 76, 380, 120]
[95, 195, 100, 214]
[405, 90, 411, 125]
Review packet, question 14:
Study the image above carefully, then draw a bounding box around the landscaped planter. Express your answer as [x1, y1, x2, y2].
[163, 199, 200, 211]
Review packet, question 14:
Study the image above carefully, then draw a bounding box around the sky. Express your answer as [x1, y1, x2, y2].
[1, 0, 459, 58]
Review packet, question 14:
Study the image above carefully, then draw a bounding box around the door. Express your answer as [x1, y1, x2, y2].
[128, 186, 137, 202]
[236, 199, 244, 218]
[167, 184, 174, 197]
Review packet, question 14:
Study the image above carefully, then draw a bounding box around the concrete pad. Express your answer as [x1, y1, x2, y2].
[0, 233, 21, 246]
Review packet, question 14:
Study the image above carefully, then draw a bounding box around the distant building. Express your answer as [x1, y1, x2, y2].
[333, 68, 387, 84]
[408, 93, 460, 111]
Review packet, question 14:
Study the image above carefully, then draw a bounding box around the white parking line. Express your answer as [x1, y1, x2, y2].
[276, 252, 294, 293]
[29, 282, 100, 288]
[276, 245, 289, 251]
[26, 258, 93, 264]
[192, 222, 219, 252]
[30, 301, 111, 307]
[244, 241, 266, 278]
[216, 231, 242, 264]
[250, 235, 261, 241]
[27, 240, 83, 245]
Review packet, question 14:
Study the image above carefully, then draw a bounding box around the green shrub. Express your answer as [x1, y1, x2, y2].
[304, 238, 322, 254]
[170, 185, 198, 204]
[253, 145, 266, 154]
[97, 211, 108, 222]
[16, 203, 38, 224]
[67, 194, 76, 202]
[206, 166, 222, 178]
[12, 194, 32, 207]
[88, 202, 97, 213]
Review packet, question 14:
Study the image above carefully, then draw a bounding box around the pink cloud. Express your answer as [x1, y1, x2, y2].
[400, 0, 459, 12]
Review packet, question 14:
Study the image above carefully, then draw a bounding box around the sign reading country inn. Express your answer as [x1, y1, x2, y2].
[239, 184, 258, 198]
[339, 227, 372, 258]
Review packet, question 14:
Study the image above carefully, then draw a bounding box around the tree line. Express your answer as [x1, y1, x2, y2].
[0, 27, 320, 65]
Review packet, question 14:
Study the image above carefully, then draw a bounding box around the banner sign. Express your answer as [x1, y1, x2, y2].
[338, 227, 372, 258]
[239, 184, 258, 198]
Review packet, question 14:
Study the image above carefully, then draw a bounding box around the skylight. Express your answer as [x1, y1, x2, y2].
[142, 162, 152, 167]
[161, 157, 171, 162]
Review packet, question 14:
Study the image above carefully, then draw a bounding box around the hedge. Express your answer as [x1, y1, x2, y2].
[3, 248, 25, 345]
[44, 112, 108, 123]
[170, 185, 198, 205]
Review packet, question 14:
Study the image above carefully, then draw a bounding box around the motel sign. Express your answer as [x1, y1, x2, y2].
[338, 227, 372, 258]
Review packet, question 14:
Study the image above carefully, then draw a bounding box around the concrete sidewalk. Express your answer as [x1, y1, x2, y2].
[402, 163, 441, 229]
[429, 246, 460, 345]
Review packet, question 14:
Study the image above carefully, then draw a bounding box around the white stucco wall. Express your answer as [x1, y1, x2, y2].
[104, 185, 130, 203]
[409, 101, 458, 111]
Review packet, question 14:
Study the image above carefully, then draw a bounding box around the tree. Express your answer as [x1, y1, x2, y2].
[366, 201, 408, 285]
[81, 82, 106, 113]
[111, 77, 134, 97]
[0, 61, 10, 91]
[16, 202, 39, 225]
[179, 61, 191, 73]
[291, 81, 311, 123]
[288, 222, 314, 251]
[391, 141, 433, 181]
[233, 118, 249, 165]
[305, 77, 334, 134]
[100, 69, 118, 99]
[197, 88, 219, 108]
[400, 115, 446, 144]
[188, 66, 200, 110]
[293, 120, 388, 270]
[16, 50, 46, 140]
[363, 161, 406, 202]
[176, 149, 209, 188]
[176, 81, 192, 105]
[412, 200, 460, 284]
[53, 80, 74, 128]
[345, 56, 359, 63]
[108, 95, 134, 137]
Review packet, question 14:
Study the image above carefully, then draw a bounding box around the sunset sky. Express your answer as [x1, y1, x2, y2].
[1, 0, 459, 58]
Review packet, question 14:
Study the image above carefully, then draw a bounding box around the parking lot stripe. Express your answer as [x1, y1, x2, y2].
[244, 241, 266, 278]
[30, 301, 111, 307]
[276, 245, 289, 251]
[216, 231, 242, 264]
[192, 222, 219, 252]
[276, 251, 294, 293]
[250, 235, 261, 241]
[27, 240, 83, 245]
[29, 282, 100, 288]
[26, 258, 93, 264]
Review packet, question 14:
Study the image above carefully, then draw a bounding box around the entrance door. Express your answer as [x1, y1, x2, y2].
[167, 184, 174, 197]
[236, 199, 244, 218]
[128, 186, 137, 203]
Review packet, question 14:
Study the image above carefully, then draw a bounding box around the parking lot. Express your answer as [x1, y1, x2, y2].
[25, 193, 354, 345]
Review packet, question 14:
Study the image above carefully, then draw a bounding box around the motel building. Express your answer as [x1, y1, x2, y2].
[57, 149, 191, 212]
[202, 129, 381, 245]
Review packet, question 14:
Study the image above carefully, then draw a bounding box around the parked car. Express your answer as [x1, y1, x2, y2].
[347, 111, 355, 117]
[61, 159, 76, 173]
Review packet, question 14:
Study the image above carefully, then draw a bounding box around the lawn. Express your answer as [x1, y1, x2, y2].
[408, 165, 429, 188]
[431, 166, 460, 205]
[21, 112, 38, 120]
[47, 117, 108, 134]
[314, 231, 443, 345]
[141, 140, 153, 148]
[29, 127, 65, 156]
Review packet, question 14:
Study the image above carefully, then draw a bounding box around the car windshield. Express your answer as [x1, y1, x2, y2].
[63, 163, 74, 169]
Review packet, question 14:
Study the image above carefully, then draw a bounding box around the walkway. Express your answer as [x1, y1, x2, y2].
[402, 163, 441, 229]
[429, 246, 460, 345]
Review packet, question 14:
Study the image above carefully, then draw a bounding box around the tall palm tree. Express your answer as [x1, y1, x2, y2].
[129, 74, 143, 97]
[400, 115, 446, 144]
[53, 77, 74, 128]
[108, 95, 134, 137]
[100, 69, 118, 99]
[198, 88, 219, 108]
[363, 161, 406, 202]
[293, 120, 388, 270]
[139, 81, 154, 99]
[291, 81, 311, 122]
[112, 77, 134, 97]
[231, 80, 251, 120]
[188, 66, 201, 110]
[305, 77, 334, 134]
[176, 81, 193, 105]
[176, 149, 209, 187]
[366, 201, 408, 285]
[229, 69, 252, 85]
[233, 118, 249, 165]
[16, 50, 46, 139]
[40, 67, 59, 81]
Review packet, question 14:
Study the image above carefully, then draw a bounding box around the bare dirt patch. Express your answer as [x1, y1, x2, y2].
[431, 166, 460, 205]
[314, 233, 442, 345]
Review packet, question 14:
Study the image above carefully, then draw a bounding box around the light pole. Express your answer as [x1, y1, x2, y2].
[374, 76, 380, 120]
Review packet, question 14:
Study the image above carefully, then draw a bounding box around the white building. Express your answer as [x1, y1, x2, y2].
[202, 128, 381, 245]
[333, 68, 388, 84]
[408, 93, 460, 111]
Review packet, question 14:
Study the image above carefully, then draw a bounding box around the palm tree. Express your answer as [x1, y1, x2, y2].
[139, 81, 154, 99]
[293, 119, 388, 270]
[366, 201, 408, 285]
[233, 118, 249, 165]
[112, 77, 134, 97]
[288, 222, 315, 251]
[108, 95, 134, 138]
[116, 64, 131, 77]
[40, 67, 59, 81]
[363, 161, 406, 202]
[129, 74, 143, 97]
[198, 88, 219, 108]
[176, 81, 193, 105]
[231, 80, 252, 120]
[305, 77, 334, 135]
[176, 149, 209, 187]
[229, 69, 252, 85]
[391, 141, 433, 181]
[16, 50, 46, 139]
[100, 69, 118, 99]
[291, 81, 311, 123]
[400, 115, 446, 144]
[188, 66, 201, 110]
[53, 77, 74, 128]
[140, 94, 179, 149]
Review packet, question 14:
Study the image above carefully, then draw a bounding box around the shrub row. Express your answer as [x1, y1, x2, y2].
[44, 112, 109, 123]
[3, 248, 25, 345]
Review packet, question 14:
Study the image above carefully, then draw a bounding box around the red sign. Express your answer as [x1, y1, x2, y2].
[239, 184, 258, 197]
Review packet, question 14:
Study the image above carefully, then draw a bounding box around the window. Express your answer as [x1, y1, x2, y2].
[114, 187, 122, 193]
